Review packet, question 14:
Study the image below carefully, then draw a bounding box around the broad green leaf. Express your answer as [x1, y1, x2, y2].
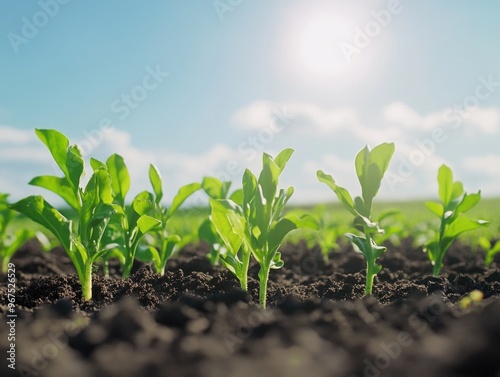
[107, 154, 130, 206]
[242, 169, 257, 217]
[456, 191, 481, 214]
[450, 181, 464, 201]
[198, 218, 218, 244]
[316, 170, 356, 216]
[354, 196, 368, 217]
[267, 217, 297, 257]
[136, 244, 161, 265]
[444, 215, 488, 240]
[66, 145, 85, 192]
[355, 145, 370, 183]
[273, 148, 294, 172]
[35, 129, 84, 196]
[168, 182, 201, 217]
[425, 201, 444, 218]
[438, 164, 454, 205]
[229, 188, 243, 205]
[10, 196, 72, 253]
[137, 215, 161, 234]
[369, 142, 395, 177]
[209, 199, 245, 257]
[35, 129, 69, 178]
[284, 213, 318, 230]
[90, 158, 106, 171]
[258, 158, 279, 204]
[132, 191, 155, 216]
[149, 164, 163, 203]
[202, 176, 225, 199]
[29, 175, 80, 210]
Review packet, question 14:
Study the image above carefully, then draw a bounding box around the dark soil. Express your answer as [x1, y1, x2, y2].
[1, 237, 500, 377]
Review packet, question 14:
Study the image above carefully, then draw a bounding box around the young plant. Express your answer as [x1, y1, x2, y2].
[210, 148, 315, 308]
[93, 155, 161, 279]
[198, 176, 242, 265]
[11, 129, 115, 300]
[136, 164, 201, 275]
[424, 164, 488, 275]
[478, 237, 500, 267]
[0, 193, 39, 273]
[317, 142, 395, 296]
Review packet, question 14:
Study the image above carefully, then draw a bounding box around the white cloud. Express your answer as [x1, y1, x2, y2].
[463, 155, 500, 177]
[0, 126, 36, 144]
[466, 108, 500, 135]
[383, 101, 422, 129]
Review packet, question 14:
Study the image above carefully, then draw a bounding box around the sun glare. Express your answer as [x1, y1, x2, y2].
[281, 4, 388, 88]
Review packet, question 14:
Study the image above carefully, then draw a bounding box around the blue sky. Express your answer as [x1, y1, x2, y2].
[1, 0, 499, 206]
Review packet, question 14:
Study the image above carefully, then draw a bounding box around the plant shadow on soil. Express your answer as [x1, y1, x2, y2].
[1, 237, 500, 377]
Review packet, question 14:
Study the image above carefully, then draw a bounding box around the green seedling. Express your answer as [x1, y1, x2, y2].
[93, 155, 161, 279]
[136, 164, 201, 275]
[478, 237, 500, 267]
[199, 176, 242, 265]
[424, 164, 488, 275]
[317, 142, 395, 296]
[210, 148, 315, 308]
[375, 209, 407, 246]
[11, 129, 115, 300]
[0, 193, 40, 273]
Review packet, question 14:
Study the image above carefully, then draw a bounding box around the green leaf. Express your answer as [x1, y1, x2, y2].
[132, 191, 155, 216]
[438, 164, 454, 205]
[345, 233, 386, 260]
[107, 154, 130, 206]
[316, 170, 356, 216]
[149, 164, 163, 203]
[273, 148, 294, 172]
[267, 217, 297, 256]
[242, 169, 257, 217]
[137, 215, 161, 234]
[444, 215, 489, 240]
[198, 218, 218, 244]
[35, 129, 70, 178]
[168, 182, 201, 217]
[450, 181, 464, 201]
[425, 201, 444, 218]
[202, 176, 225, 199]
[209, 199, 245, 257]
[35, 129, 84, 198]
[456, 191, 481, 214]
[369, 143, 395, 178]
[10, 196, 72, 253]
[356, 143, 395, 213]
[29, 175, 80, 210]
[229, 188, 243, 205]
[90, 158, 106, 171]
[485, 241, 500, 266]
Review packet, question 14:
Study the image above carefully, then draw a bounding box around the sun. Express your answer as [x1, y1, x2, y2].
[280, 4, 387, 88]
[295, 13, 353, 79]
